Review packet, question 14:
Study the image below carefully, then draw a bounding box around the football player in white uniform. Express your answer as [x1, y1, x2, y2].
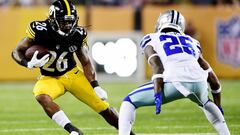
[118, 10, 230, 135]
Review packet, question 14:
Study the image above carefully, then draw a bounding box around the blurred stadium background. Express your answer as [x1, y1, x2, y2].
[0, 0, 240, 135]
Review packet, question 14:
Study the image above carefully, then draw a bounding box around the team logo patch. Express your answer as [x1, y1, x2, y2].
[69, 45, 77, 52]
[216, 16, 240, 67]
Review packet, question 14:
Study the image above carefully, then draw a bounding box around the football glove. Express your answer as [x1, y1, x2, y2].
[154, 92, 162, 115]
[27, 51, 49, 69]
[218, 106, 224, 115]
[94, 86, 108, 100]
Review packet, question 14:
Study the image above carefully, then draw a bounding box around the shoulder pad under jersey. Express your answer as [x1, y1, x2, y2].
[140, 34, 152, 50]
[189, 36, 202, 53]
[26, 21, 48, 40]
[75, 27, 88, 47]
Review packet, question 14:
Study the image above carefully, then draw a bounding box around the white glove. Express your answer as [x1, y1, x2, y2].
[27, 51, 49, 69]
[94, 86, 108, 100]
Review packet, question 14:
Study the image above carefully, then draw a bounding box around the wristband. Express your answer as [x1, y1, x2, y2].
[151, 74, 163, 81]
[211, 86, 221, 94]
[205, 67, 213, 73]
[90, 80, 99, 88]
[147, 53, 159, 64]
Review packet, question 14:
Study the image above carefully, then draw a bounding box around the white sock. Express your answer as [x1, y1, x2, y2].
[119, 101, 136, 135]
[52, 110, 71, 128]
[201, 101, 230, 135]
[70, 131, 79, 135]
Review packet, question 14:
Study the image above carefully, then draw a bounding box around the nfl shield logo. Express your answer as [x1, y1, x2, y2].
[217, 16, 240, 67]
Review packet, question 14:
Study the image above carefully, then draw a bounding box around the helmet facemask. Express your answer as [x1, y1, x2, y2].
[55, 15, 78, 36]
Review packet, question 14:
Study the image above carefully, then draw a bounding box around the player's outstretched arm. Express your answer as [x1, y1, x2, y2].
[12, 37, 33, 67]
[76, 45, 108, 100]
[144, 46, 164, 114]
[198, 55, 224, 114]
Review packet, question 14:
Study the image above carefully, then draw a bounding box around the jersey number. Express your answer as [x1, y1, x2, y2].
[42, 51, 68, 72]
[35, 22, 47, 31]
[159, 35, 195, 56]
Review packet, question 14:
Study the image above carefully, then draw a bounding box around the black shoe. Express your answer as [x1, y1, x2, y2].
[64, 123, 83, 135]
[130, 131, 136, 135]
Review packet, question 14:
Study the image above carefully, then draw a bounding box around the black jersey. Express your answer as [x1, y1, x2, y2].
[26, 20, 87, 76]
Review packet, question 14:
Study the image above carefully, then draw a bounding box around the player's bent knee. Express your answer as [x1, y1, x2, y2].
[92, 100, 109, 113]
[123, 96, 137, 108]
[123, 96, 133, 103]
[36, 94, 53, 106]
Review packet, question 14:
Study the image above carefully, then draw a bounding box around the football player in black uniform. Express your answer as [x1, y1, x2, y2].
[11, 0, 135, 135]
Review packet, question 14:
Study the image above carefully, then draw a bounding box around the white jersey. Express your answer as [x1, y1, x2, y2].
[140, 32, 208, 82]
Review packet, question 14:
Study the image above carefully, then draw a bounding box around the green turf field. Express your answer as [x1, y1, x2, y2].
[0, 80, 239, 135]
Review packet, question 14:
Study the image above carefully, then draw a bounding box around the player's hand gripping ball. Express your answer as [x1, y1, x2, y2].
[25, 45, 50, 69]
[25, 45, 49, 61]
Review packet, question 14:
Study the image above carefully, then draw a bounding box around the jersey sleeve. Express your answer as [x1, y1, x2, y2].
[189, 36, 202, 59]
[192, 37, 202, 54]
[75, 27, 88, 47]
[140, 34, 153, 51]
[26, 22, 36, 39]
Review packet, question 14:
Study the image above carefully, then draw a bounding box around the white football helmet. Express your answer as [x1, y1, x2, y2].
[155, 10, 185, 33]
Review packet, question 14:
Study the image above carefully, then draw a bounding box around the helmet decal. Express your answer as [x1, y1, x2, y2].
[170, 10, 174, 23]
[175, 11, 180, 24]
[63, 0, 71, 16]
[49, 5, 55, 17]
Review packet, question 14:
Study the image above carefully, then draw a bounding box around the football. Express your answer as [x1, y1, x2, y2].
[25, 45, 49, 61]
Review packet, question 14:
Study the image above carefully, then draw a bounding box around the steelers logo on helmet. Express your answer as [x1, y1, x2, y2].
[155, 10, 185, 34]
[49, 0, 78, 36]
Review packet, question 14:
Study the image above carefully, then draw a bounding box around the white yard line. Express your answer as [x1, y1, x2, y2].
[137, 134, 216, 135]
[138, 134, 216, 135]
[0, 124, 239, 133]
[0, 127, 217, 135]
[0, 127, 112, 133]
[0, 120, 48, 124]
[0, 128, 61, 132]
[1, 123, 239, 134]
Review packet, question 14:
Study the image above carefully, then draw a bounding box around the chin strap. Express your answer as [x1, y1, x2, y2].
[57, 30, 67, 36]
[57, 28, 75, 36]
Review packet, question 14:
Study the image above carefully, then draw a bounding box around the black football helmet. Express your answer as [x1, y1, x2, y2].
[48, 0, 78, 36]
